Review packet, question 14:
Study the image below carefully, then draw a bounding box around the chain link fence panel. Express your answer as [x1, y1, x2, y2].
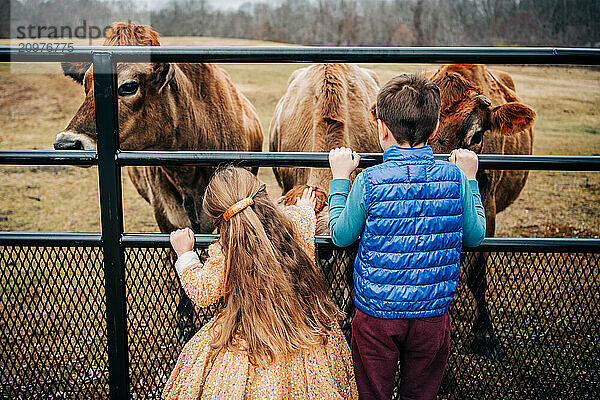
[0, 245, 109, 399]
[2, 244, 599, 398]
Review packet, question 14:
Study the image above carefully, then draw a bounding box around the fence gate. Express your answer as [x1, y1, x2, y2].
[1, 46, 600, 399]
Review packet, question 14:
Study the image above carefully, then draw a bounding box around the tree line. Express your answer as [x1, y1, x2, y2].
[5, 0, 600, 46]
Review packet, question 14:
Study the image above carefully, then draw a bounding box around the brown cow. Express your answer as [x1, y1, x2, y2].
[54, 22, 263, 340]
[425, 64, 536, 359]
[270, 63, 380, 233]
[269, 64, 380, 333]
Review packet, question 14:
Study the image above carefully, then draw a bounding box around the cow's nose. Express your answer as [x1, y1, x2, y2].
[54, 138, 84, 150]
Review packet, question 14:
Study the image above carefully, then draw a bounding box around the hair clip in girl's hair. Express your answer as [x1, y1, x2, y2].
[222, 198, 254, 221]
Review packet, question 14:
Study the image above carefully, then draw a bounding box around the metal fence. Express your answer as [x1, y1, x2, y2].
[1, 46, 600, 399]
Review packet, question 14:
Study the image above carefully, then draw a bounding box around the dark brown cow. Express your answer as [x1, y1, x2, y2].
[270, 63, 380, 233]
[54, 22, 263, 340]
[426, 64, 536, 359]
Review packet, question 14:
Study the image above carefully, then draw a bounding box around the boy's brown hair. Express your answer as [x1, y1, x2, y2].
[372, 74, 441, 147]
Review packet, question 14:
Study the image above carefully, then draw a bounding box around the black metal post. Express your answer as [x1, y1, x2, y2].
[93, 51, 129, 399]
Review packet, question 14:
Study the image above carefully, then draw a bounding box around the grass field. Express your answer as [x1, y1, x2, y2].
[0, 37, 599, 237]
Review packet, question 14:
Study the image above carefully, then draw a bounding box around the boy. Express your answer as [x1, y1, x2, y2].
[328, 74, 486, 400]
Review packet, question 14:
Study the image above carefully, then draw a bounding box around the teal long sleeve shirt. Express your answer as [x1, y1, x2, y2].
[328, 171, 486, 248]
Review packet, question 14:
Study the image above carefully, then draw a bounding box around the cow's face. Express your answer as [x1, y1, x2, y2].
[428, 72, 536, 154]
[54, 62, 175, 151]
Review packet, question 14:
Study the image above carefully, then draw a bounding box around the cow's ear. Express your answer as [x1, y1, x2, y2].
[278, 185, 327, 214]
[312, 187, 328, 214]
[279, 185, 306, 207]
[61, 62, 91, 85]
[152, 63, 174, 91]
[491, 102, 536, 136]
[369, 103, 377, 122]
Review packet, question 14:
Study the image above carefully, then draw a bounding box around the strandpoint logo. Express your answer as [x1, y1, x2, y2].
[13, 20, 134, 53]
[16, 20, 112, 40]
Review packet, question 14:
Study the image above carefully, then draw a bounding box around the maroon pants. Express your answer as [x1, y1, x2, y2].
[351, 308, 451, 400]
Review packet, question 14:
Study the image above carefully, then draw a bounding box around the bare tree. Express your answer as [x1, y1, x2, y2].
[9, 0, 599, 47]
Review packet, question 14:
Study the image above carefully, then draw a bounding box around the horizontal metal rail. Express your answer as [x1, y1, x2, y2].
[2, 46, 600, 64]
[117, 151, 600, 171]
[1, 232, 598, 252]
[0, 232, 102, 246]
[121, 233, 600, 252]
[2, 150, 600, 171]
[0, 150, 98, 166]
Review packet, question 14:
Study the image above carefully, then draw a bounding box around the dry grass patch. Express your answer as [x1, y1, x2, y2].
[0, 39, 599, 236]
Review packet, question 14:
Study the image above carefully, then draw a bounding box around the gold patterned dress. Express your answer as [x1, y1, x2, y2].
[162, 205, 358, 400]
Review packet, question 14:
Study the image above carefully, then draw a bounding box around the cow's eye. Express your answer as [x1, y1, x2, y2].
[118, 81, 139, 96]
[470, 129, 484, 145]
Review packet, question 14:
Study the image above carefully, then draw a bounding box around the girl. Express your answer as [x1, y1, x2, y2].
[163, 166, 358, 399]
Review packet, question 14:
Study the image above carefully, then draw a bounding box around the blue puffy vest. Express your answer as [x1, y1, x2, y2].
[354, 145, 463, 319]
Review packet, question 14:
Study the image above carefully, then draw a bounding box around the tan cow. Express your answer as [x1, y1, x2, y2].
[54, 22, 263, 340]
[270, 63, 380, 233]
[425, 64, 536, 359]
[55, 22, 263, 233]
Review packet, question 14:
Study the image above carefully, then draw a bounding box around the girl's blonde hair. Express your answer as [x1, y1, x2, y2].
[202, 166, 339, 366]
